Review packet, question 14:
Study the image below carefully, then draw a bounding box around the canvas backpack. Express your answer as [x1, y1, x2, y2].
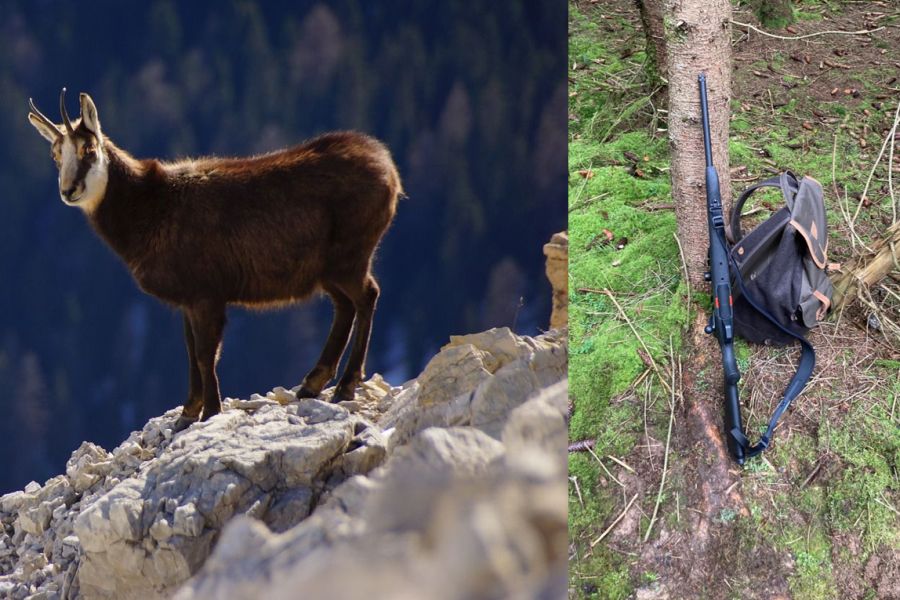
[720, 171, 833, 454]
[726, 171, 833, 346]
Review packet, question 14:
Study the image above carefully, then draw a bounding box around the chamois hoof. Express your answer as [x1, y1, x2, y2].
[200, 407, 220, 422]
[331, 387, 356, 404]
[172, 415, 199, 433]
[295, 385, 321, 399]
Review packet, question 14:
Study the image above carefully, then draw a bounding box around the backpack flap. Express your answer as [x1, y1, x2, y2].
[789, 177, 828, 270]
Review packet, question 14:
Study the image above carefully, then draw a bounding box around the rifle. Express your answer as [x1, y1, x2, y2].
[698, 74, 745, 465]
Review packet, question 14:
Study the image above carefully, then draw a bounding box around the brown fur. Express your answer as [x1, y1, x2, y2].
[82, 123, 400, 424]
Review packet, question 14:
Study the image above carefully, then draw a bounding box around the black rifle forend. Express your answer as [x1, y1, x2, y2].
[698, 74, 745, 465]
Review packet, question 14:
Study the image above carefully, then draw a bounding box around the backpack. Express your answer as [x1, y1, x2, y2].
[722, 171, 833, 456]
[727, 171, 833, 345]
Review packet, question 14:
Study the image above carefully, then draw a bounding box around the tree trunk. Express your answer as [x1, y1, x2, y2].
[752, 0, 794, 29]
[665, 0, 733, 289]
[636, 0, 668, 89]
[658, 3, 744, 595]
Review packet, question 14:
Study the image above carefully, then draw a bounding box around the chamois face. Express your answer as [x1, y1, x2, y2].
[27, 90, 108, 215]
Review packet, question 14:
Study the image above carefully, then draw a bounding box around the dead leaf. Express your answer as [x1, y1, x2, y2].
[578, 169, 594, 179]
[802, 122, 814, 131]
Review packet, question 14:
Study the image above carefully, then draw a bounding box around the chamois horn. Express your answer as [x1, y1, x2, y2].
[28, 97, 62, 138]
[59, 87, 74, 135]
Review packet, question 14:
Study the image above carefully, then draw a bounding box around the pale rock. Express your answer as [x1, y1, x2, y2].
[148, 515, 173, 543]
[72, 400, 355, 599]
[543, 231, 568, 330]
[174, 374, 568, 600]
[21, 552, 47, 578]
[335, 426, 387, 478]
[1, 327, 565, 600]
[337, 400, 362, 413]
[417, 344, 494, 407]
[1, 492, 29, 514]
[267, 387, 294, 405]
[18, 505, 52, 536]
[173, 504, 204, 538]
[446, 327, 530, 370]
[229, 398, 276, 411]
[469, 358, 542, 438]
[380, 328, 566, 448]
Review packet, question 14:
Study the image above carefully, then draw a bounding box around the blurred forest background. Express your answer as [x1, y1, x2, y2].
[0, 0, 566, 493]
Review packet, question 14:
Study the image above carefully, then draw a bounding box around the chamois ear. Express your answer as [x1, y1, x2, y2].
[27, 96, 62, 143]
[28, 112, 61, 143]
[79, 93, 101, 137]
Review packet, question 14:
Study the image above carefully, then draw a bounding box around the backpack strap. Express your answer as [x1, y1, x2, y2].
[727, 172, 800, 244]
[727, 246, 816, 458]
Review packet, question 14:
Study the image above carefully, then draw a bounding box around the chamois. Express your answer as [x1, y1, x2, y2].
[28, 89, 401, 431]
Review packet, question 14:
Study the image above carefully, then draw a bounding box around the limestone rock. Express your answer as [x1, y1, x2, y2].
[74, 401, 357, 599]
[175, 379, 568, 600]
[380, 328, 566, 447]
[0, 327, 566, 600]
[543, 230, 568, 330]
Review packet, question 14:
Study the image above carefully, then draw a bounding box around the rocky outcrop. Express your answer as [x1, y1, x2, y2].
[177, 380, 568, 600]
[544, 231, 568, 330]
[0, 327, 566, 600]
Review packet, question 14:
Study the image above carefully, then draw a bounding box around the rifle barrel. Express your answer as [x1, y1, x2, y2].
[698, 74, 713, 168]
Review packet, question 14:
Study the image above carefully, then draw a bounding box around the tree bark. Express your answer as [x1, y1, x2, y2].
[664, 0, 733, 289]
[635, 0, 668, 89]
[658, 3, 744, 594]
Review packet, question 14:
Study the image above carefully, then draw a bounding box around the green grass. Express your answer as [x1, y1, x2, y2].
[568, 7, 689, 598]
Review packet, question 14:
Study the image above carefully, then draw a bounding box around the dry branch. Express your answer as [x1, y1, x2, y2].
[833, 221, 900, 309]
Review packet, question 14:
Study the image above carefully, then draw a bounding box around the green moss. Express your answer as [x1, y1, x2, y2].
[824, 398, 900, 548]
[780, 526, 836, 599]
[569, 454, 633, 600]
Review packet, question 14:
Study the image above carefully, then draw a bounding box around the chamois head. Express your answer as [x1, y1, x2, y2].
[27, 89, 108, 214]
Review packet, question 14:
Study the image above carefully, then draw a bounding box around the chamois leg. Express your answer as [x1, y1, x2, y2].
[188, 303, 227, 421]
[333, 274, 379, 403]
[173, 312, 204, 432]
[297, 286, 356, 398]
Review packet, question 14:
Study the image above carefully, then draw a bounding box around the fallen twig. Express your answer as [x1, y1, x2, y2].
[607, 454, 636, 474]
[603, 289, 674, 396]
[591, 493, 639, 548]
[801, 458, 824, 488]
[674, 232, 692, 326]
[852, 99, 900, 229]
[730, 20, 884, 41]
[569, 476, 585, 509]
[643, 338, 677, 543]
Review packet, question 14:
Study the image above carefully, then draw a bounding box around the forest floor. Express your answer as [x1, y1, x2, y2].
[568, 1, 900, 599]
